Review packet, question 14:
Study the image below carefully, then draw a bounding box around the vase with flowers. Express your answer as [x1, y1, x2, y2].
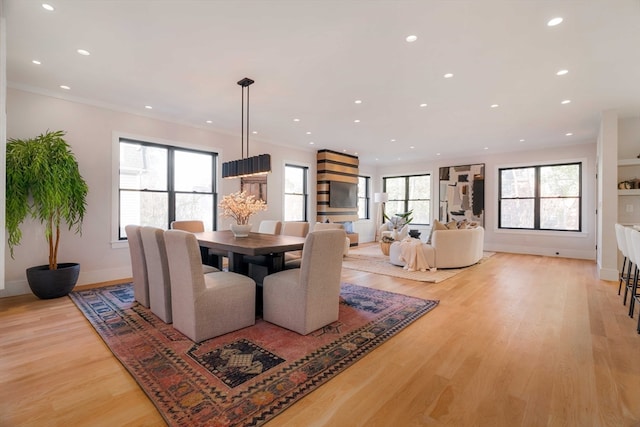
[219, 190, 267, 237]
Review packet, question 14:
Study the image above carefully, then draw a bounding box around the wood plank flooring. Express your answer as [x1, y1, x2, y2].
[1, 253, 640, 426]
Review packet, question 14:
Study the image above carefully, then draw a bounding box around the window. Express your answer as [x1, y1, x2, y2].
[119, 138, 217, 239]
[284, 164, 308, 221]
[499, 162, 581, 231]
[383, 174, 431, 225]
[358, 176, 370, 219]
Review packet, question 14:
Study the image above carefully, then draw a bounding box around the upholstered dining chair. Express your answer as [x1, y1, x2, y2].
[258, 220, 282, 235]
[125, 225, 150, 308]
[163, 229, 256, 342]
[171, 219, 225, 270]
[262, 229, 345, 335]
[282, 221, 310, 268]
[615, 223, 633, 296]
[312, 222, 350, 256]
[140, 226, 173, 323]
[141, 226, 219, 324]
[244, 220, 284, 282]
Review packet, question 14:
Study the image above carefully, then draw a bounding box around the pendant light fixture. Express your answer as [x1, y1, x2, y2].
[221, 77, 271, 178]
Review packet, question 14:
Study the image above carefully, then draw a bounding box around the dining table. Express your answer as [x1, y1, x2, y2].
[194, 230, 306, 275]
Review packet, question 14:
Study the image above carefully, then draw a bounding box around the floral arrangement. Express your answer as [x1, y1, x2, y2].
[218, 191, 267, 225]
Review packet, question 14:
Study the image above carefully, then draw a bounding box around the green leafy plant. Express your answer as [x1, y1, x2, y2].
[6, 130, 88, 270]
[383, 209, 413, 229]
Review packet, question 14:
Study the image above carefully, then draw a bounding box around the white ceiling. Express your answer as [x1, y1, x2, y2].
[5, 0, 640, 165]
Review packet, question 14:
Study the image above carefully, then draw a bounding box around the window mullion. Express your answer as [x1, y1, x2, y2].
[167, 148, 176, 226]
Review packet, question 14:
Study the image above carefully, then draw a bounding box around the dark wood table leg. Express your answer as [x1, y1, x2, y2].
[227, 252, 249, 275]
[266, 253, 284, 273]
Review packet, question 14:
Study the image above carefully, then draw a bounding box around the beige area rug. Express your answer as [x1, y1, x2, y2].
[343, 244, 494, 283]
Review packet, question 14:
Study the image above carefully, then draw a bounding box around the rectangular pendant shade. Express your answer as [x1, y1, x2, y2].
[222, 154, 271, 178]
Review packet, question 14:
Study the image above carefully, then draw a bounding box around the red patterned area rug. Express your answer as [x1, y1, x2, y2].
[70, 283, 438, 426]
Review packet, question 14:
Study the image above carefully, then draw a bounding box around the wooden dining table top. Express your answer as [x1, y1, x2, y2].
[194, 230, 306, 256]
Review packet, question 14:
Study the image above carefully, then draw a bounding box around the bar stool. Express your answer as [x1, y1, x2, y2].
[615, 223, 632, 296]
[625, 227, 639, 316]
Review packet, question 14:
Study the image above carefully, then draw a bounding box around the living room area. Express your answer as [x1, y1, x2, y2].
[2, 1, 640, 426]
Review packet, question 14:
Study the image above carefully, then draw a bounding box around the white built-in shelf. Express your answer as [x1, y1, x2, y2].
[619, 189, 640, 196]
[619, 158, 640, 166]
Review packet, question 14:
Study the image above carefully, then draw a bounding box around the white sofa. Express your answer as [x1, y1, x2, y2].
[389, 226, 484, 269]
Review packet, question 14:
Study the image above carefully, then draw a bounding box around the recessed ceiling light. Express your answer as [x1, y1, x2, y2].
[145, 105, 152, 109]
[556, 69, 569, 76]
[520, 139, 525, 142]
[419, 103, 427, 108]
[410, 146, 415, 149]
[77, 49, 91, 56]
[59, 85, 70, 90]
[354, 100, 362, 104]
[390, 139, 396, 142]
[252, 131, 258, 134]
[547, 17, 563, 27]
[32, 60, 41, 65]
[561, 99, 571, 104]
[406, 35, 418, 43]
[354, 152, 358, 155]
[205, 120, 212, 124]
[491, 104, 499, 108]
[293, 118, 300, 122]
[566, 132, 573, 136]
[484, 147, 489, 150]
[354, 119, 360, 123]
[436, 153, 441, 156]
[42, 3, 54, 11]
[444, 73, 454, 79]
[309, 141, 314, 145]
[343, 149, 347, 153]
[306, 131, 311, 134]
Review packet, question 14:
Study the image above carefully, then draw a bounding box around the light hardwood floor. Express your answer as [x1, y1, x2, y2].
[1, 252, 640, 426]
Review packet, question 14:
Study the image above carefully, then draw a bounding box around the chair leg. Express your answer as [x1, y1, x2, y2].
[624, 261, 634, 306]
[636, 297, 640, 334]
[618, 256, 627, 295]
[629, 267, 638, 318]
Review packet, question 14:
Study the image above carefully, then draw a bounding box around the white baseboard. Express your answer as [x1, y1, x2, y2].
[484, 243, 596, 260]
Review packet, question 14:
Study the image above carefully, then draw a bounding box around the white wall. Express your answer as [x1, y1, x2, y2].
[0, 1, 6, 290]
[376, 142, 598, 260]
[3, 88, 316, 296]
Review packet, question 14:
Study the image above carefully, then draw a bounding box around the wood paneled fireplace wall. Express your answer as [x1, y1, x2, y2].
[316, 149, 359, 223]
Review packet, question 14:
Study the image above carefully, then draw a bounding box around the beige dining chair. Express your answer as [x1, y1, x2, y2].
[282, 221, 309, 268]
[245, 220, 283, 284]
[262, 229, 345, 335]
[164, 229, 256, 343]
[140, 226, 173, 323]
[258, 220, 282, 235]
[125, 225, 150, 308]
[312, 222, 350, 256]
[141, 226, 219, 324]
[171, 220, 225, 270]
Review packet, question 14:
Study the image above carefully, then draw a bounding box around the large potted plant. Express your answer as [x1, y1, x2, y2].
[6, 130, 89, 299]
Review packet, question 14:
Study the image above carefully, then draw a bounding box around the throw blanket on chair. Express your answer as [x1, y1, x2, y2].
[398, 238, 430, 272]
